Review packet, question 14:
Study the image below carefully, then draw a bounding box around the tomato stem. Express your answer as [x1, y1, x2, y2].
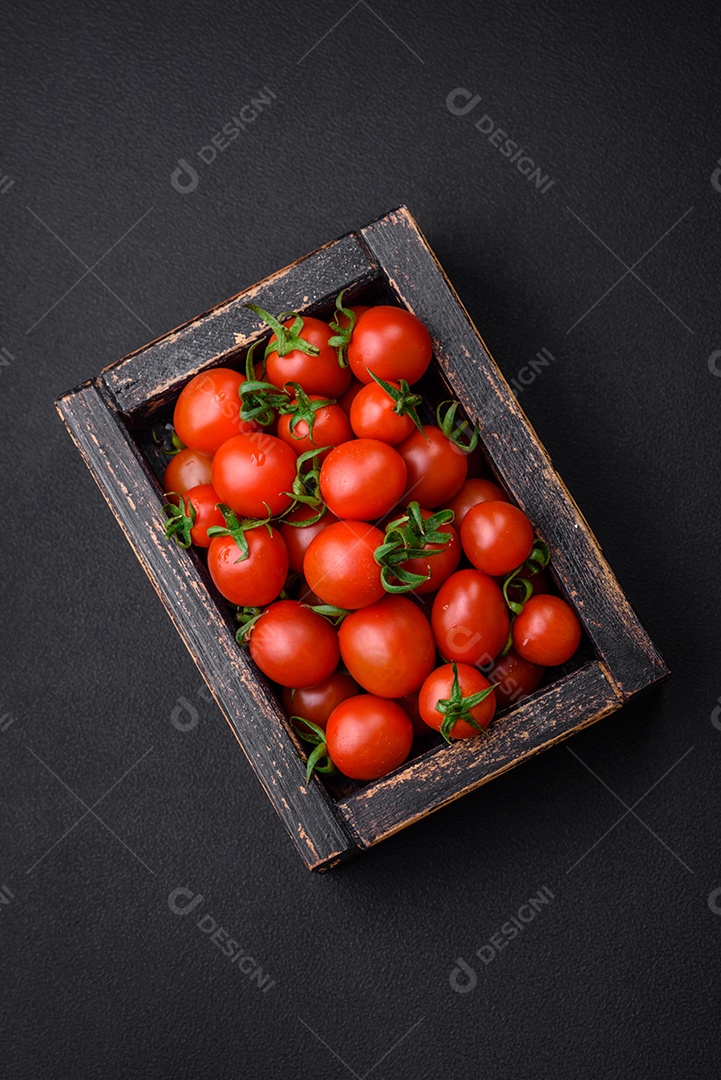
[245, 304, 320, 360]
[366, 369, 426, 435]
[161, 492, 196, 549]
[327, 289, 357, 367]
[435, 662, 495, 742]
[374, 501, 455, 593]
[153, 425, 185, 456]
[290, 717, 336, 782]
[207, 505, 275, 562]
[437, 400, 479, 453]
[279, 446, 330, 524]
[277, 381, 337, 444]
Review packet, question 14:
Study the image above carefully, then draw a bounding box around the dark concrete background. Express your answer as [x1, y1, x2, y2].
[3, 1, 721, 1077]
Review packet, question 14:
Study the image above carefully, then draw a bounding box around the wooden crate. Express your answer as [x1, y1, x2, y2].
[56, 206, 669, 871]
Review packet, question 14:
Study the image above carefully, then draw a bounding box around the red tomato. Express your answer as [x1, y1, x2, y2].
[211, 432, 297, 518]
[391, 510, 461, 595]
[207, 526, 288, 606]
[326, 695, 413, 780]
[446, 478, 509, 526]
[248, 601, 339, 689]
[266, 316, 351, 399]
[419, 663, 496, 740]
[338, 379, 365, 416]
[397, 426, 467, 508]
[338, 595, 436, 698]
[488, 649, 545, 708]
[163, 448, 213, 496]
[349, 380, 417, 445]
[280, 506, 339, 573]
[320, 439, 407, 521]
[281, 671, 359, 730]
[303, 520, 385, 609]
[183, 484, 224, 548]
[432, 569, 509, 666]
[512, 595, 581, 666]
[174, 368, 259, 455]
[394, 691, 430, 738]
[277, 398, 352, 460]
[461, 501, 535, 577]
[347, 307, 432, 385]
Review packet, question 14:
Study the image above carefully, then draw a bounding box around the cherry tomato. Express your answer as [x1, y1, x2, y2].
[488, 649, 545, 708]
[211, 432, 297, 518]
[339, 595, 436, 698]
[280, 506, 339, 573]
[320, 439, 407, 521]
[393, 510, 461, 595]
[349, 380, 417, 445]
[303, 520, 385, 609]
[277, 398, 352, 460]
[248, 601, 339, 689]
[461, 501, 535, 577]
[326, 695, 413, 780]
[397, 426, 467, 508]
[338, 379, 365, 416]
[347, 306, 432, 385]
[174, 368, 259, 455]
[182, 484, 224, 548]
[512, 595, 581, 666]
[394, 691, 430, 738]
[419, 663, 496, 740]
[432, 569, 509, 666]
[266, 316, 351, 399]
[446, 478, 509, 526]
[163, 448, 213, 496]
[281, 671, 359, 730]
[208, 526, 288, 606]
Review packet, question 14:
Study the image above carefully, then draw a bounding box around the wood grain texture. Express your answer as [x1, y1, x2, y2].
[360, 207, 669, 699]
[55, 380, 359, 871]
[338, 660, 621, 846]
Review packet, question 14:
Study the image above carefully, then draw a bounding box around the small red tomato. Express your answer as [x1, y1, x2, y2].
[277, 397, 352, 460]
[419, 663, 496, 740]
[211, 432, 297, 518]
[320, 439, 407, 521]
[303, 520, 385, 610]
[348, 306, 432, 385]
[207, 527, 288, 607]
[248, 601, 339, 689]
[512, 595, 582, 666]
[280, 506, 339, 573]
[266, 316, 351, 399]
[338, 378, 365, 416]
[394, 691, 430, 738]
[183, 484, 224, 548]
[339, 595, 436, 698]
[163, 448, 213, 496]
[349, 379, 417, 445]
[446, 478, 509, 526]
[488, 649, 545, 708]
[174, 368, 259, 454]
[461, 501, 535, 577]
[432, 569, 510, 666]
[281, 671, 359, 731]
[326, 695, 414, 780]
[397, 426, 467, 508]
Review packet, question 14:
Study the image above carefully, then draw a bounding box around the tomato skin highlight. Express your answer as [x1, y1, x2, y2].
[461, 501, 535, 577]
[281, 671, 359, 731]
[266, 317, 351, 399]
[432, 569, 510, 666]
[248, 601, 340, 689]
[163, 448, 213, 496]
[397, 425, 467, 509]
[419, 663, 496, 740]
[488, 648, 545, 708]
[280, 506, 339, 573]
[339, 595, 436, 698]
[174, 368, 259, 455]
[512, 595, 581, 666]
[183, 484, 224, 548]
[207, 526, 288, 607]
[320, 439, 407, 521]
[303, 520, 385, 610]
[326, 695, 414, 780]
[349, 380, 416, 445]
[446, 478, 509, 526]
[347, 306, 432, 386]
[211, 432, 297, 518]
[277, 399, 352, 460]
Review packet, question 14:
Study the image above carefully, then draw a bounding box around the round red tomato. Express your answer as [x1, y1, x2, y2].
[432, 569, 509, 666]
[446, 478, 509, 526]
[211, 432, 297, 518]
[338, 595, 436, 698]
[174, 368, 259, 455]
[461, 501, 535, 577]
[391, 510, 461, 595]
[182, 484, 224, 548]
[320, 439, 407, 521]
[280, 506, 339, 573]
[281, 671, 359, 730]
[419, 663, 496, 740]
[248, 601, 339, 689]
[349, 379, 417, 445]
[163, 447, 213, 496]
[303, 520, 385, 609]
[326, 695, 413, 780]
[512, 595, 581, 666]
[266, 316, 351, 399]
[488, 649, 545, 708]
[277, 397, 352, 460]
[208, 526, 288, 606]
[347, 307, 432, 385]
[397, 426, 467, 508]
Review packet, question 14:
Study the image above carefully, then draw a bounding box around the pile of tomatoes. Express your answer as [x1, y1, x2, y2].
[160, 294, 582, 783]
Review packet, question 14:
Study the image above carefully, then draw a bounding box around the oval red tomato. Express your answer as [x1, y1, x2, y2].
[174, 368, 258, 455]
[248, 601, 339, 689]
[303, 520, 385, 609]
[461, 501, 535, 577]
[446, 478, 509, 526]
[347, 307, 432, 385]
[326, 695, 413, 780]
[182, 484, 224, 548]
[512, 595, 581, 666]
[419, 663, 496, 740]
[339, 595, 436, 698]
[280, 506, 339, 573]
[432, 569, 509, 666]
[277, 398, 352, 460]
[320, 439, 407, 521]
[266, 316, 351, 399]
[208, 526, 288, 606]
[281, 671, 359, 731]
[163, 447, 213, 496]
[397, 426, 467, 508]
[211, 432, 297, 518]
[349, 379, 417, 445]
[488, 648, 545, 708]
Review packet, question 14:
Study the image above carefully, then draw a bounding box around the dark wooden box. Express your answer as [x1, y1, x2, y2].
[56, 207, 668, 871]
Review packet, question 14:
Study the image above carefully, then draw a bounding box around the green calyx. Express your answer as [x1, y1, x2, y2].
[206, 504, 274, 562]
[303, 603, 349, 626]
[437, 399, 479, 453]
[367, 369, 425, 435]
[162, 493, 196, 548]
[327, 289, 358, 367]
[245, 304, 320, 361]
[278, 381, 337, 444]
[374, 501, 455, 593]
[501, 539, 551, 615]
[153, 426, 185, 456]
[239, 340, 286, 426]
[291, 717, 336, 783]
[435, 662, 495, 743]
[235, 606, 265, 643]
[279, 446, 331, 525]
